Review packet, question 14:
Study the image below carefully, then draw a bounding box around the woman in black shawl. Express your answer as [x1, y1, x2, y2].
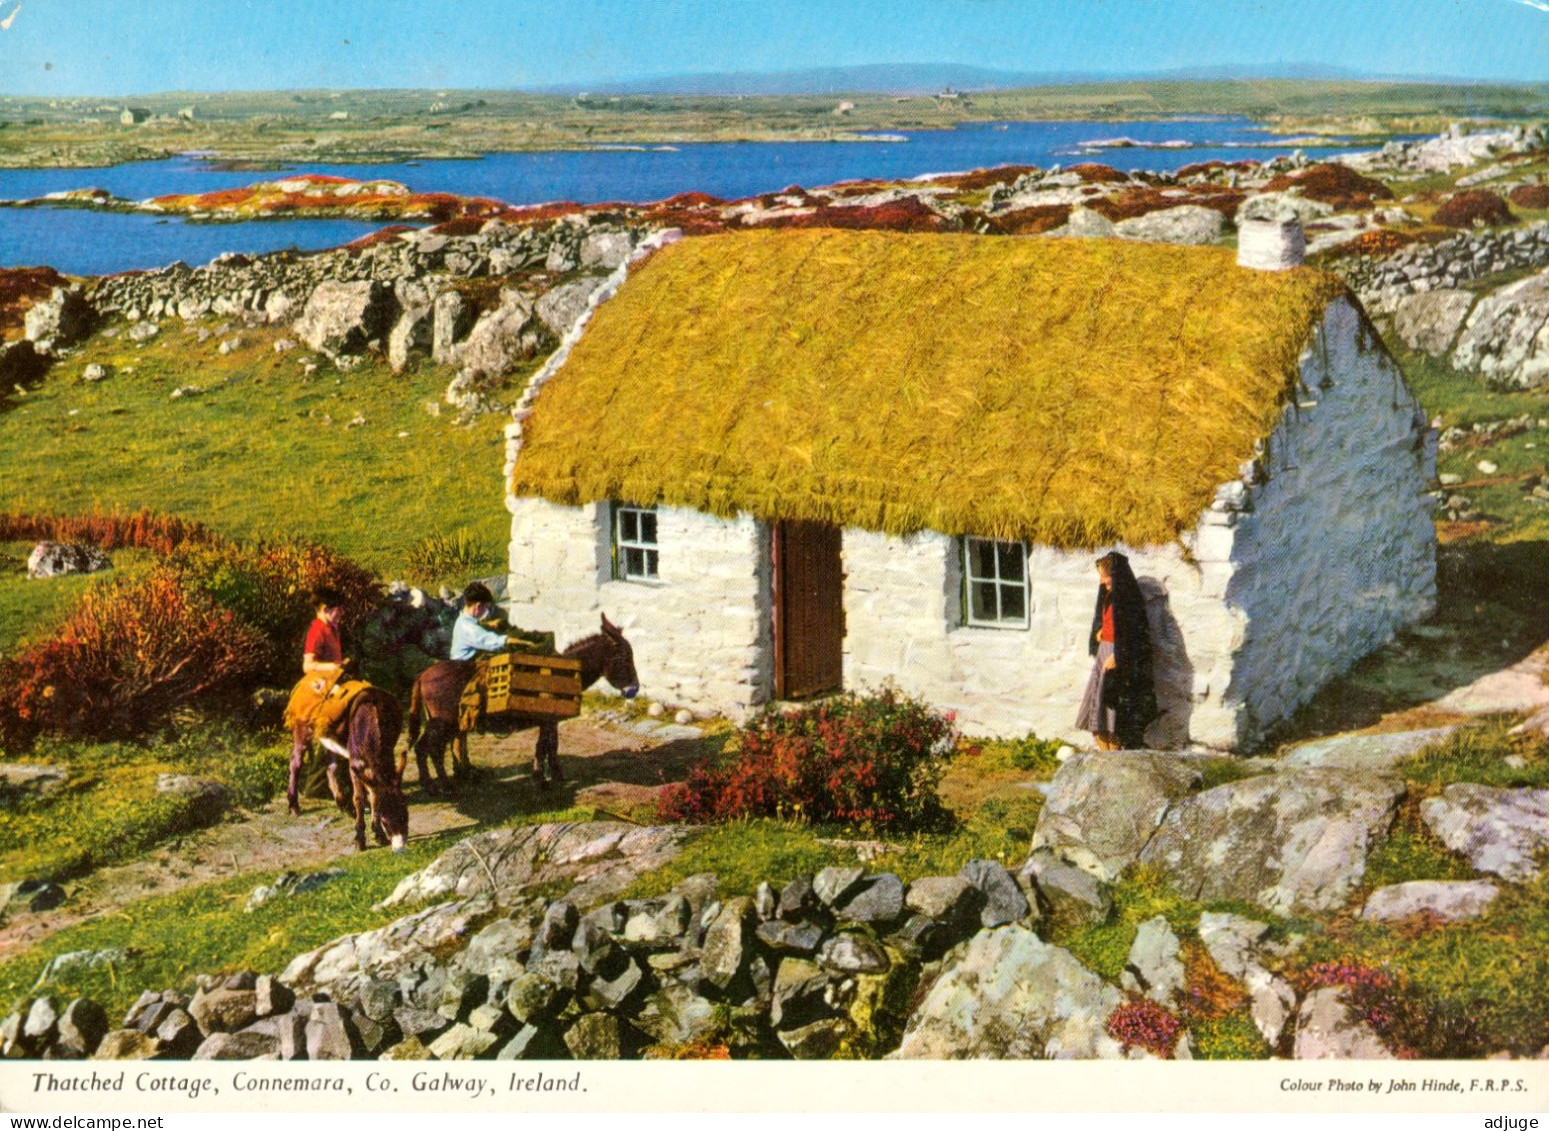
[1075, 551, 1158, 750]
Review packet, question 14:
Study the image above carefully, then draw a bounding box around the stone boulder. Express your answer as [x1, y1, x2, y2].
[1292, 987, 1394, 1059]
[1451, 268, 1549, 389]
[1120, 916, 1185, 1005]
[1063, 206, 1118, 239]
[24, 287, 96, 351]
[579, 229, 637, 270]
[431, 290, 474, 364]
[1114, 204, 1226, 246]
[1361, 879, 1500, 923]
[26, 541, 110, 579]
[1030, 751, 1202, 881]
[1391, 290, 1476, 356]
[891, 926, 1132, 1059]
[0, 880, 67, 913]
[1018, 849, 1111, 927]
[386, 281, 435, 373]
[535, 276, 608, 339]
[1137, 769, 1403, 915]
[380, 822, 690, 912]
[293, 280, 398, 358]
[1420, 785, 1549, 882]
[455, 290, 544, 381]
[1279, 727, 1457, 774]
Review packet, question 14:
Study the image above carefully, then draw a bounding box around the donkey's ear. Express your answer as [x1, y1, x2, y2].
[600, 613, 621, 637]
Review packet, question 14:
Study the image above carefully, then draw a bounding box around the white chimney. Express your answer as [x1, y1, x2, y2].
[1237, 218, 1305, 271]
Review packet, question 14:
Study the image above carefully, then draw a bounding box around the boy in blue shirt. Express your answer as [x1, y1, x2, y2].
[451, 582, 510, 660]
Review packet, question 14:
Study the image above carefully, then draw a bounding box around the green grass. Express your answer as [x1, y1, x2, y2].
[0, 725, 284, 883]
[0, 323, 517, 580]
[1397, 718, 1549, 791]
[0, 834, 450, 1023]
[0, 543, 160, 657]
[1294, 872, 1549, 1056]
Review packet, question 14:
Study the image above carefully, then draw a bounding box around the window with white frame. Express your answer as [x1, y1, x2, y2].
[612, 503, 659, 581]
[962, 536, 1029, 628]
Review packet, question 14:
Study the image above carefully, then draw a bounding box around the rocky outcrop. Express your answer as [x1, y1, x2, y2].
[1450, 267, 1549, 389]
[1390, 290, 1476, 357]
[1292, 987, 1394, 1059]
[1029, 751, 1201, 881]
[23, 286, 96, 352]
[292, 280, 398, 358]
[1278, 727, 1457, 774]
[1420, 784, 1549, 882]
[1114, 204, 1225, 246]
[1137, 769, 1403, 915]
[891, 926, 1133, 1059]
[1360, 879, 1500, 923]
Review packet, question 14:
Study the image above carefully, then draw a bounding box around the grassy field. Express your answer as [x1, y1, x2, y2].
[0, 321, 514, 581]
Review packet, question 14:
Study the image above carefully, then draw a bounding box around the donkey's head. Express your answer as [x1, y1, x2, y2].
[598, 613, 639, 699]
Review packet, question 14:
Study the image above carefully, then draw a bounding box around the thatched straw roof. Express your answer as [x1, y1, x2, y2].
[509, 229, 1350, 548]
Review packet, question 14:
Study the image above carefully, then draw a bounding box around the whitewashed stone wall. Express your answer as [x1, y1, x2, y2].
[1208, 296, 1436, 740]
[506, 296, 1434, 748]
[505, 499, 773, 715]
[842, 532, 1235, 746]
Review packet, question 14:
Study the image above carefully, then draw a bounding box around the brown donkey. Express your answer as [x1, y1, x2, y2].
[407, 614, 639, 791]
[288, 684, 409, 852]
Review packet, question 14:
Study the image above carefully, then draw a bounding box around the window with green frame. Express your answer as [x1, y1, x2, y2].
[962, 536, 1029, 628]
[612, 503, 659, 581]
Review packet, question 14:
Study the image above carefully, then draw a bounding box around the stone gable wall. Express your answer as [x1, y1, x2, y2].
[1218, 296, 1436, 739]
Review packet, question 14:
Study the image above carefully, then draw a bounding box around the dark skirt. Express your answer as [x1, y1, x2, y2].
[1076, 640, 1117, 735]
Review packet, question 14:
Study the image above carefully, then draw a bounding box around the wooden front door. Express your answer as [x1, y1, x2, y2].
[773, 520, 845, 700]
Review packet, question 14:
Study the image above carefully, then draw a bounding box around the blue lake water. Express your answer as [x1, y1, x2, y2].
[0, 118, 1387, 276]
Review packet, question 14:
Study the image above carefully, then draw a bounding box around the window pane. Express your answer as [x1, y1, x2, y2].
[640, 511, 657, 546]
[643, 549, 659, 578]
[969, 539, 996, 581]
[971, 580, 998, 623]
[1000, 583, 1026, 623]
[620, 510, 639, 543]
[624, 547, 644, 578]
[998, 542, 1025, 582]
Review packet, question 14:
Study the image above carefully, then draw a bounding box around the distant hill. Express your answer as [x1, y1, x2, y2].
[541, 61, 1474, 97]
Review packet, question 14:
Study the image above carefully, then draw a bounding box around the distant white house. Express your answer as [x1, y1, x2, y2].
[119, 107, 151, 125]
[502, 226, 1436, 749]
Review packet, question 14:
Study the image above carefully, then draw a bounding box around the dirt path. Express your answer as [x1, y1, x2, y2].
[0, 715, 717, 961]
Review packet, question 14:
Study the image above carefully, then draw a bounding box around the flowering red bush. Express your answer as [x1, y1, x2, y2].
[1105, 997, 1183, 1058]
[1263, 163, 1394, 210]
[0, 567, 270, 744]
[1297, 959, 1482, 1058]
[657, 687, 959, 830]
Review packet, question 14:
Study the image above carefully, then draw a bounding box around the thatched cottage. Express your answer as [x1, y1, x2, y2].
[502, 227, 1436, 748]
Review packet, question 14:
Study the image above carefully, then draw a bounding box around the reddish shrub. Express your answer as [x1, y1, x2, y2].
[1087, 187, 1245, 222]
[0, 509, 223, 557]
[659, 191, 726, 209]
[1508, 184, 1549, 210]
[757, 197, 953, 234]
[1066, 162, 1129, 185]
[344, 225, 418, 251]
[1434, 190, 1515, 229]
[991, 204, 1071, 235]
[1105, 998, 1182, 1058]
[1175, 159, 1258, 179]
[172, 538, 380, 679]
[928, 165, 1042, 192]
[1315, 227, 1418, 261]
[0, 567, 270, 743]
[657, 687, 959, 830]
[1262, 163, 1394, 210]
[1295, 960, 1483, 1058]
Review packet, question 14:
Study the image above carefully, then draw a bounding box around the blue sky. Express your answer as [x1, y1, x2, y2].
[0, 0, 1545, 96]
